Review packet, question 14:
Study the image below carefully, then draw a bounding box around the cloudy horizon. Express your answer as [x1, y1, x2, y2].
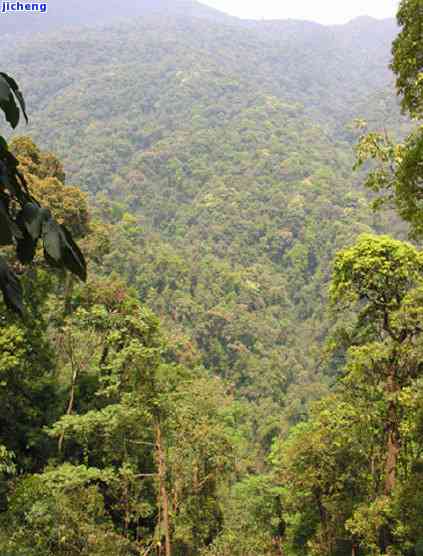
[200, 0, 399, 25]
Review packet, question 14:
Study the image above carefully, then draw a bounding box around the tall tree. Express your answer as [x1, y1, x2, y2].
[330, 233, 423, 551]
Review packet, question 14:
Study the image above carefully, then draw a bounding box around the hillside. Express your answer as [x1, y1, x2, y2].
[2, 2, 423, 553]
[0, 0, 234, 34]
[6, 15, 401, 155]
[3, 11, 408, 438]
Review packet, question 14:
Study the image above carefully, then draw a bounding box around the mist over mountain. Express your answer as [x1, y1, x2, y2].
[5, 11, 399, 135]
[0, 0, 396, 36]
[0, 0, 234, 34]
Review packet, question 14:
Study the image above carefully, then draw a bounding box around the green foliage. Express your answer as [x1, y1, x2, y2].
[273, 395, 379, 555]
[0, 306, 58, 471]
[0, 73, 87, 315]
[391, 0, 423, 119]
[330, 233, 423, 316]
[2, 13, 404, 435]
[1, 4, 422, 555]
[1, 473, 132, 555]
[202, 475, 285, 556]
[355, 0, 423, 239]
[277, 233, 423, 555]
[355, 126, 423, 238]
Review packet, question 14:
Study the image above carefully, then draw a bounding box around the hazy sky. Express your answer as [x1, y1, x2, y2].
[201, 0, 399, 24]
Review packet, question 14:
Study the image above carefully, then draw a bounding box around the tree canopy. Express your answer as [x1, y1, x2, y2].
[1, 1, 423, 555]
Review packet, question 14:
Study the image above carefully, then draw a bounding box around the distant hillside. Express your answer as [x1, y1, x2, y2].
[0, 0, 233, 34]
[5, 15, 400, 153]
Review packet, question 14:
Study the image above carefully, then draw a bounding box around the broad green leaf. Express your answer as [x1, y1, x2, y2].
[0, 73, 28, 129]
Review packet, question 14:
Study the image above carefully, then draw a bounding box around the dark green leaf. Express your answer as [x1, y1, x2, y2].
[0, 73, 28, 124]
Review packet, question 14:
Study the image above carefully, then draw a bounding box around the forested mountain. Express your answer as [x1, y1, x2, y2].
[0, 0, 234, 34]
[3, 11, 407, 434]
[1, 1, 422, 554]
[6, 14, 399, 135]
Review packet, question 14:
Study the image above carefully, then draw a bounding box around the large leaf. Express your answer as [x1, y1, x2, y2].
[0, 73, 28, 129]
[0, 146, 31, 204]
[0, 255, 23, 315]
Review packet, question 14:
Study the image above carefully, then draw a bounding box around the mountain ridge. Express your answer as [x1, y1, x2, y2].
[0, 0, 235, 34]
[0, 0, 396, 36]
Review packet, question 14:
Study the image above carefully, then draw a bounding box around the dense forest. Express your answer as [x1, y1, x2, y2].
[0, 0, 422, 554]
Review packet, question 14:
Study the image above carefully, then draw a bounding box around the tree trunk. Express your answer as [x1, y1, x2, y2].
[58, 333, 80, 454]
[384, 370, 400, 495]
[63, 273, 74, 316]
[379, 368, 400, 552]
[314, 491, 333, 555]
[155, 422, 171, 556]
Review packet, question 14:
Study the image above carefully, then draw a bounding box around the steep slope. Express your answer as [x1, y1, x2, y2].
[2, 14, 409, 439]
[5, 16, 400, 187]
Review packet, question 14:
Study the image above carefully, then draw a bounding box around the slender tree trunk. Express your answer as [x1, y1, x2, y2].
[384, 370, 400, 495]
[58, 334, 80, 453]
[314, 491, 332, 555]
[155, 422, 171, 556]
[63, 273, 74, 316]
[272, 538, 284, 555]
[380, 368, 400, 552]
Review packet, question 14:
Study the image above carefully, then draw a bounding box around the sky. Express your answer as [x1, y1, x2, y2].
[201, 0, 399, 24]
